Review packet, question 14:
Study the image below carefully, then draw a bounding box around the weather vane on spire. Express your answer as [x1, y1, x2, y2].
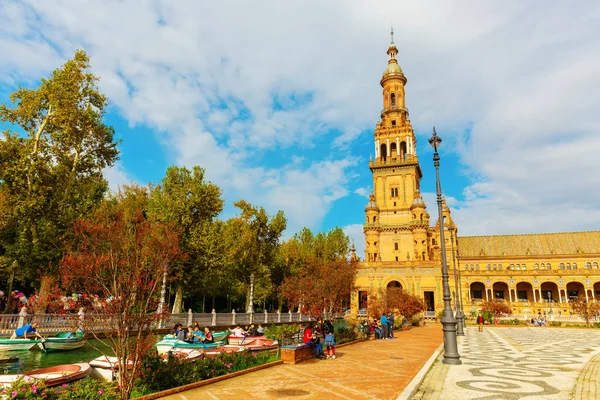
[390, 24, 394, 44]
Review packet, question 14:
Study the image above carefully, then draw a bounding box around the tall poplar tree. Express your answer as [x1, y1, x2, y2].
[0, 50, 119, 294]
[148, 166, 223, 313]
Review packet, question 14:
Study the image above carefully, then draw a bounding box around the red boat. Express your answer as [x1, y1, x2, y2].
[242, 338, 279, 351]
[0, 363, 91, 387]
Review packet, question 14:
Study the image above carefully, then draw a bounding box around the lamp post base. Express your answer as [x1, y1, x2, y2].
[441, 311, 462, 365]
[456, 310, 465, 336]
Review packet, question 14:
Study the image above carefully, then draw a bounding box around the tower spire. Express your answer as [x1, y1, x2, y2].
[390, 24, 394, 44]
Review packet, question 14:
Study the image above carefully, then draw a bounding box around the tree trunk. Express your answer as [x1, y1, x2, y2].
[172, 284, 183, 314]
[202, 294, 205, 313]
[36, 274, 57, 314]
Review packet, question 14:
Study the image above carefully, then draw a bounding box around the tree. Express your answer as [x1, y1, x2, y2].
[0, 50, 119, 293]
[280, 257, 358, 318]
[277, 227, 350, 311]
[148, 166, 223, 313]
[570, 297, 600, 327]
[60, 184, 181, 400]
[223, 201, 286, 311]
[366, 288, 426, 321]
[480, 300, 512, 321]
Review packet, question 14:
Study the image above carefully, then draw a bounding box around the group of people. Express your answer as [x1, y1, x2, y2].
[228, 323, 265, 337]
[365, 312, 395, 339]
[172, 323, 214, 344]
[303, 318, 336, 359]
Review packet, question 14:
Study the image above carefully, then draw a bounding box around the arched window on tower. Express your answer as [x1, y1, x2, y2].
[573, 262, 577, 269]
[390, 93, 396, 106]
[390, 142, 397, 158]
[400, 141, 407, 160]
[594, 262, 599, 269]
[566, 263, 571, 270]
[586, 262, 592, 269]
[380, 143, 387, 162]
[534, 263, 539, 270]
[559, 263, 564, 270]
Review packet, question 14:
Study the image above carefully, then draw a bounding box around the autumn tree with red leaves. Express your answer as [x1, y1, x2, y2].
[60, 184, 181, 400]
[280, 257, 358, 319]
[367, 288, 426, 321]
[570, 296, 600, 327]
[480, 300, 512, 320]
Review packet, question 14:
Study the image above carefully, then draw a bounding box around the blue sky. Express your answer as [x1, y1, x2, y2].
[1, 1, 600, 259]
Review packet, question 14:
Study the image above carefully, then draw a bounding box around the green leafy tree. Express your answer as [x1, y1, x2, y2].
[147, 166, 223, 313]
[0, 50, 119, 295]
[223, 200, 286, 311]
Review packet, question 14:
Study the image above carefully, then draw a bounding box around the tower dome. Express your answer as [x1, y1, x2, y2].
[365, 193, 379, 211]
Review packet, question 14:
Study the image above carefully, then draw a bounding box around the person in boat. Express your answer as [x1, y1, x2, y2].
[11, 321, 43, 340]
[228, 325, 246, 337]
[256, 324, 265, 335]
[246, 324, 258, 336]
[193, 323, 203, 343]
[172, 323, 186, 340]
[184, 326, 196, 343]
[202, 327, 214, 343]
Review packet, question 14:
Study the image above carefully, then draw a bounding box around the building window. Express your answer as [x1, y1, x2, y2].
[522, 264, 526, 270]
[595, 262, 599, 269]
[534, 263, 539, 270]
[475, 264, 480, 271]
[394, 243, 399, 251]
[559, 263, 564, 270]
[395, 256, 398, 261]
[390, 188, 399, 198]
[498, 264, 503, 271]
[432, 239, 437, 245]
[373, 216, 377, 223]
[493, 264, 497, 271]
[393, 201, 396, 206]
[470, 265, 474, 271]
[509, 264, 514, 270]
[486, 264, 491, 271]
[546, 263, 551, 270]
[566, 263, 571, 270]
[586, 262, 592, 269]
[515, 264, 520, 271]
[392, 120, 396, 126]
[573, 263, 577, 270]
[465, 265, 469, 271]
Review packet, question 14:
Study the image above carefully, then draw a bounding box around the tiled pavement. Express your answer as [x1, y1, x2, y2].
[160, 324, 443, 399]
[413, 327, 600, 400]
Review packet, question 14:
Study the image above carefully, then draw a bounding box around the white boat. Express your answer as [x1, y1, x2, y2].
[89, 356, 132, 383]
[42, 331, 87, 351]
[0, 338, 40, 352]
[0, 363, 91, 387]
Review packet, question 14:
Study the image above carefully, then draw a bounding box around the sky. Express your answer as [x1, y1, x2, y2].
[1, 1, 599, 260]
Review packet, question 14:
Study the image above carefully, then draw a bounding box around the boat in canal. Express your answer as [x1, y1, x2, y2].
[241, 338, 279, 352]
[155, 338, 226, 354]
[0, 363, 91, 387]
[40, 331, 87, 352]
[90, 356, 132, 383]
[0, 338, 41, 352]
[227, 335, 267, 345]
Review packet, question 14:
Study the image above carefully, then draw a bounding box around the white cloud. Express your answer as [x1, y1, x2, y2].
[103, 163, 136, 193]
[0, 0, 599, 237]
[354, 187, 370, 199]
[343, 224, 366, 262]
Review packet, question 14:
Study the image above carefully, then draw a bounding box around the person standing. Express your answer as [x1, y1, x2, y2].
[387, 312, 395, 339]
[477, 313, 484, 332]
[380, 313, 388, 340]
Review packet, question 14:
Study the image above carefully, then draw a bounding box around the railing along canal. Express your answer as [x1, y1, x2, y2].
[0, 309, 317, 336]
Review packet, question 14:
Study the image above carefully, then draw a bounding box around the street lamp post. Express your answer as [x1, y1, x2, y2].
[456, 253, 467, 329]
[429, 127, 461, 365]
[449, 226, 465, 336]
[247, 274, 255, 314]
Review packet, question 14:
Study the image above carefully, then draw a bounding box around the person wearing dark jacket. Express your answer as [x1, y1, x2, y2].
[477, 313, 485, 332]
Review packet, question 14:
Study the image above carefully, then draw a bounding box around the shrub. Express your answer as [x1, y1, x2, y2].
[3, 377, 118, 400]
[133, 349, 278, 397]
[335, 326, 357, 344]
[550, 321, 562, 327]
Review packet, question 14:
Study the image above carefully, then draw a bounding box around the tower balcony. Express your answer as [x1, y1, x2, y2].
[380, 105, 408, 118]
[370, 154, 419, 169]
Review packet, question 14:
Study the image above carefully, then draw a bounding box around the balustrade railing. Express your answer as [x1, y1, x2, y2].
[0, 310, 315, 336]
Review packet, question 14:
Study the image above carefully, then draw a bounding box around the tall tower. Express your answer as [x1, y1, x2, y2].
[364, 30, 428, 264]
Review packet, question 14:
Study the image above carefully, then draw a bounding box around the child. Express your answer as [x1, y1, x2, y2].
[324, 331, 336, 359]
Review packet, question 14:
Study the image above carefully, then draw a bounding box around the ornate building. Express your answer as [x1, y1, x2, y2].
[352, 34, 600, 317]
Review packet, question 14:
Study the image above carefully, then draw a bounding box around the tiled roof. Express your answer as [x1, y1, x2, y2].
[457, 231, 600, 257]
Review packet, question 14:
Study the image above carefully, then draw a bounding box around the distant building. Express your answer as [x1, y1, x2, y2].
[351, 34, 600, 317]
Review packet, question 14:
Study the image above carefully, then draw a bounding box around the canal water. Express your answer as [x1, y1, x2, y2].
[1, 338, 120, 374]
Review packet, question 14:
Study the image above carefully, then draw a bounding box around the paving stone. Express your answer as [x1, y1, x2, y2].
[413, 326, 600, 400]
[159, 325, 443, 399]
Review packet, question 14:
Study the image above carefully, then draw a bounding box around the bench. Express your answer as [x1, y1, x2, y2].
[280, 343, 316, 364]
